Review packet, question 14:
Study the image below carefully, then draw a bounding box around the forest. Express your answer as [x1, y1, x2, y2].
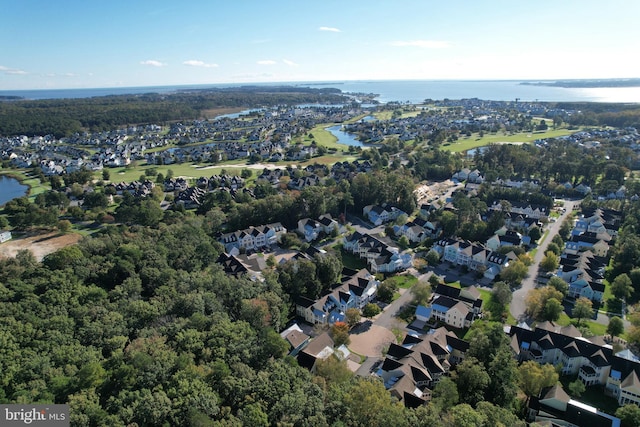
[1, 216, 535, 427]
[0, 87, 348, 138]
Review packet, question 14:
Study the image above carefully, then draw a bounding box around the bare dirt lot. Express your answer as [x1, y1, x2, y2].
[0, 231, 82, 261]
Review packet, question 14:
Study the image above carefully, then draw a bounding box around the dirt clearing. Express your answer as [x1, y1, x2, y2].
[0, 231, 82, 261]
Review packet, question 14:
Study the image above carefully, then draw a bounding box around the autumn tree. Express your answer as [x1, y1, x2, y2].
[525, 286, 563, 320]
[330, 322, 350, 346]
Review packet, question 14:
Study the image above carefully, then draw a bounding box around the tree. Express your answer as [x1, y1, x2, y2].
[529, 226, 542, 242]
[612, 273, 633, 301]
[607, 316, 624, 337]
[487, 347, 519, 409]
[492, 281, 512, 306]
[548, 276, 569, 295]
[518, 361, 558, 404]
[345, 308, 361, 329]
[540, 251, 560, 273]
[572, 297, 594, 325]
[616, 404, 640, 427]
[315, 355, 353, 385]
[542, 297, 563, 322]
[58, 219, 72, 233]
[330, 322, 350, 346]
[452, 357, 490, 407]
[362, 303, 381, 318]
[526, 286, 563, 320]
[446, 404, 486, 427]
[397, 235, 410, 249]
[411, 281, 431, 306]
[377, 280, 397, 303]
[476, 402, 525, 427]
[546, 242, 562, 256]
[343, 378, 408, 427]
[500, 260, 528, 286]
[431, 377, 458, 411]
[102, 169, 110, 181]
[568, 379, 586, 397]
[425, 250, 441, 266]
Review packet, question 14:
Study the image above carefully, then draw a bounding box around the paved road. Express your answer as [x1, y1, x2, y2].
[373, 286, 415, 331]
[510, 200, 575, 323]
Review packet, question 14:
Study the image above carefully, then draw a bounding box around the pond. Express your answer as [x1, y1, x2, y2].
[326, 125, 365, 147]
[0, 175, 29, 206]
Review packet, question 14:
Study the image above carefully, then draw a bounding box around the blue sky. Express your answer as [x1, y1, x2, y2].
[1, 0, 638, 90]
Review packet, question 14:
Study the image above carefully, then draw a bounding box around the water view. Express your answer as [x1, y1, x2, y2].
[0, 175, 28, 206]
[326, 125, 365, 147]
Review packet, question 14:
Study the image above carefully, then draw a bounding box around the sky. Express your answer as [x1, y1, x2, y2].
[1, 0, 639, 90]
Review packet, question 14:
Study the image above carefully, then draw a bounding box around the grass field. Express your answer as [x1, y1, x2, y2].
[301, 124, 358, 152]
[440, 127, 580, 153]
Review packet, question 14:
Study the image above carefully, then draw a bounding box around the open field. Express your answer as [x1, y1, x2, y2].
[441, 127, 580, 153]
[0, 230, 82, 261]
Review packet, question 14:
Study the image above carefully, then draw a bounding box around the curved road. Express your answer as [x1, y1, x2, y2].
[510, 200, 575, 322]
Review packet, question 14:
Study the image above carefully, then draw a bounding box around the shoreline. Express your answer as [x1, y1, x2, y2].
[0, 170, 34, 206]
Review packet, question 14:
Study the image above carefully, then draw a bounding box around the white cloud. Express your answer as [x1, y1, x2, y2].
[257, 60, 277, 65]
[319, 26, 341, 33]
[389, 40, 452, 49]
[140, 60, 166, 67]
[1, 65, 27, 75]
[183, 60, 218, 68]
[283, 59, 298, 67]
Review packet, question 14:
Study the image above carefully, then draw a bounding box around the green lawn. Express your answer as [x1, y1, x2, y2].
[385, 274, 418, 289]
[300, 124, 360, 152]
[334, 244, 368, 270]
[440, 127, 580, 153]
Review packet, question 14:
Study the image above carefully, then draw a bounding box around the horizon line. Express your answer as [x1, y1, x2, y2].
[2, 77, 640, 93]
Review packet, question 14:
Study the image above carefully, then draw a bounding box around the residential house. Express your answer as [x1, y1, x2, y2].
[343, 232, 412, 273]
[217, 252, 266, 282]
[296, 332, 335, 372]
[565, 232, 610, 257]
[295, 268, 379, 325]
[298, 218, 322, 242]
[363, 204, 407, 226]
[528, 384, 621, 427]
[280, 324, 310, 356]
[377, 327, 469, 407]
[422, 284, 483, 329]
[486, 230, 523, 251]
[219, 222, 286, 253]
[556, 251, 606, 302]
[508, 323, 640, 409]
[318, 214, 339, 235]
